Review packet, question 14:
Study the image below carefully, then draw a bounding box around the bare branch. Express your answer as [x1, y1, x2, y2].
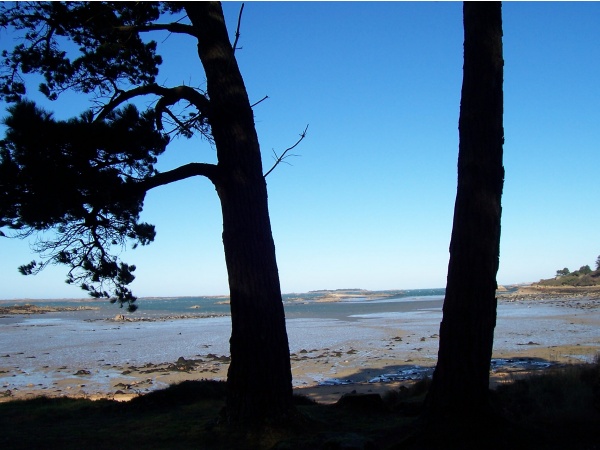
[160, 105, 187, 132]
[264, 125, 308, 178]
[115, 22, 197, 38]
[251, 95, 269, 108]
[232, 3, 245, 54]
[94, 84, 210, 123]
[133, 162, 221, 192]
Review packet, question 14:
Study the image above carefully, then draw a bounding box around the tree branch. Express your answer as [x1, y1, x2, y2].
[115, 22, 197, 38]
[158, 104, 187, 132]
[264, 125, 308, 178]
[95, 84, 211, 123]
[251, 95, 269, 108]
[132, 162, 220, 192]
[232, 3, 245, 54]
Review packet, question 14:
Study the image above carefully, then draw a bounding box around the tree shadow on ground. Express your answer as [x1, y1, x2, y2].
[298, 356, 568, 404]
[0, 359, 598, 449]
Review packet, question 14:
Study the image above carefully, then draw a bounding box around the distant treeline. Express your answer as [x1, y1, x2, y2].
[537, 255, 600, 287]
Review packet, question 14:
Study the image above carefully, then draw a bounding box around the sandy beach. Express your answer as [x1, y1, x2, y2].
[1, 294, 598, 404]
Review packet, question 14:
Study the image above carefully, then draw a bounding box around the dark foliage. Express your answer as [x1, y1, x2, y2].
[0, 100, 167, 309]
[0, 2, 212, 309]
[0, 2, 168, 102]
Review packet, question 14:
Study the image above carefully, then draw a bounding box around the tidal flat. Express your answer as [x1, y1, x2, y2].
[0, 291, 598, 403]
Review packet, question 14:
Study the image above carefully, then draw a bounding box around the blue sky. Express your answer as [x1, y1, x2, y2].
[1, 2, 599, 299]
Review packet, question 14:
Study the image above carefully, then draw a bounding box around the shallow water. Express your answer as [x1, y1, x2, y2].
[1, 294, 598, 394]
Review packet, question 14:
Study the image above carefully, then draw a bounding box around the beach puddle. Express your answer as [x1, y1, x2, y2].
[490, 357, 554, 372]
[368, 366, 434, 383]
[318, 378, 354, 386]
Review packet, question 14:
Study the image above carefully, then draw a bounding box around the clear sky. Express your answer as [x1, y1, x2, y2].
[1, 2, 599, 299]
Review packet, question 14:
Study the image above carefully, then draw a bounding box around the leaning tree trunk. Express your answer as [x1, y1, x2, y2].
[186, 3, 294, 424]
[425, 2, 504, 419]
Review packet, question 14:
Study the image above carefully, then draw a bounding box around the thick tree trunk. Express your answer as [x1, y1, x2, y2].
[425, 2, 504, 419]
[185, 3, 294, 424]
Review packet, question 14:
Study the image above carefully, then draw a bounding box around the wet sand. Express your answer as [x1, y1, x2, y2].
[1, 296, 598, 404]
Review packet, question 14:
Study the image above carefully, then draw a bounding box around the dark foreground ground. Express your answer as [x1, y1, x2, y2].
[0, 359, 598, 450]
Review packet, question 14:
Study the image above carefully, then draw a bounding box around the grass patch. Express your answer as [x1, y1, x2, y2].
[1, 360, 599, 449]
[494, 356, 600, 424]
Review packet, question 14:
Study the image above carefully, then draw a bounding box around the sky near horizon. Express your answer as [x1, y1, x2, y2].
[1, 2, 599, 300]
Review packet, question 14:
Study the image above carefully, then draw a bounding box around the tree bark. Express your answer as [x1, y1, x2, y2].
[425, 2, 504, 419]
[185, 3, 294, 424]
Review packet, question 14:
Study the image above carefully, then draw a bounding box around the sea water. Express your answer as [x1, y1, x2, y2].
[0, 288, 445, 319]
[1, 289, 599, 393]
[0, 290, 444, 369]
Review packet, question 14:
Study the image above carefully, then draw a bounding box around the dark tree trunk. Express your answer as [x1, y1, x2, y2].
[425, 2, 504, 419]
[185, 3, 294, 424]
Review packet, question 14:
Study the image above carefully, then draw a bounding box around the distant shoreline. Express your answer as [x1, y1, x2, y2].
[0, 304, 100, 315]
[0, 290, 404, 303]
[2, 285, 600, 314]
[498, 285, 600, 301]
[3, 284, 600, 305]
